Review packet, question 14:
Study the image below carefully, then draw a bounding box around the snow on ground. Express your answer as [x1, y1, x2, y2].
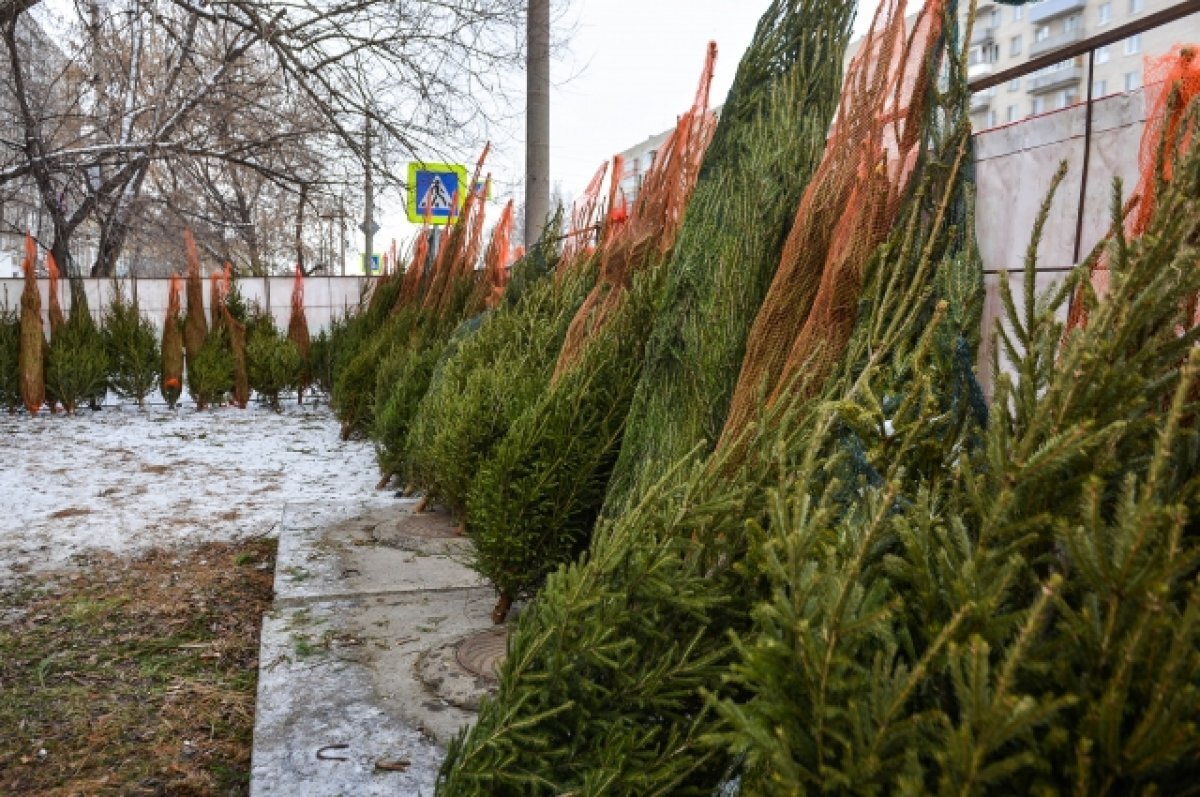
[0, 400, 381, 583]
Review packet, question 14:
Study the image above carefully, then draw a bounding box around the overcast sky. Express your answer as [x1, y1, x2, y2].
[381, 0, 887, 249]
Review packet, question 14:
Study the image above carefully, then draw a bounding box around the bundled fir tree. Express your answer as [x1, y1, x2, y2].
[404, 232, 582, 522]
[604, 0, 857, 512]
[0, 299, 20, 412]
[160, 274, 185, 408]
[102, 280, 159, 407]
[435, 1, 976, 789]
[18, 236, 45, 415]
[182, 230, 209, 405]
[288, 267, 312, 403]
[45, 280, 108, 414]
[465, 259, 666, 622]
[330, 270, 410, 438]
[247, 314, 302, 411]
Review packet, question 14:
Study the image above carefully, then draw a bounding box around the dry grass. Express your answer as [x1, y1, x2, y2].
[0, 539, 276, 796]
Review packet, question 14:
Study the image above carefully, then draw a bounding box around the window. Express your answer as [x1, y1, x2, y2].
[1036, 25, 1050, 42]
[1125, 70, 1140, 91]
[1013, 5, 1023, 22]
[1031, 97, 1046, 116]
[1006, 104, 1018, 123]
[1096, 45, 1110, 64]
[1093, 78, 1108, 96]
[1057, 89, 1079, 109]
[1010, 35, 1022, 57]
[987, 109, 997, 128]
[1124, 34, 1141, 55]
[1064, 14, 1081, 33]
[1129, 0, 1144, 13]
[1009, 77, 1021, 92]
[1098, 2, 1111, 25]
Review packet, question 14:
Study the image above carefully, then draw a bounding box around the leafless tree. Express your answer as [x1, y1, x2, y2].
[1, 0, 526, 276]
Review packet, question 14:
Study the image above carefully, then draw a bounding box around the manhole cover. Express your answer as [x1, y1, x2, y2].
[371, 511, 466, 554]
[377, 511, 460, 539]
[454, 627, 508, 680]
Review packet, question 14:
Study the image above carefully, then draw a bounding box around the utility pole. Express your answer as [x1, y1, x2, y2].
[339, 195, 347, 276]
[525, 0, 550, 247]
[362, 120, 375, 275]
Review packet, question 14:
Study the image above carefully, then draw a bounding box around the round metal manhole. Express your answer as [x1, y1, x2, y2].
[377, 511, 461, 539]
[454, 627, 508, 680]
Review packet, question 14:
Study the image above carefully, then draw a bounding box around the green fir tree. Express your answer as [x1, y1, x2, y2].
[247, 317, 302, 411]
[102, 281, 159, 407]
[0, 301, 20, 412]
[45, 281, 108, 414]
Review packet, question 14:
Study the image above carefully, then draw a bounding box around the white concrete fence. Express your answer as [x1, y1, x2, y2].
[0, 274, 374, 338]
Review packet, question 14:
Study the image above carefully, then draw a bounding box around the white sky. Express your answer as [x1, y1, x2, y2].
[376, 0, 887, 256]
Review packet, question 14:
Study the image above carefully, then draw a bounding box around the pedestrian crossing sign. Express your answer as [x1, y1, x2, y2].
[407, 162, 469, 225]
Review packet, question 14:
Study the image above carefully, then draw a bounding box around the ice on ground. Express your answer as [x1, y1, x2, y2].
[0, 401, 381, 583]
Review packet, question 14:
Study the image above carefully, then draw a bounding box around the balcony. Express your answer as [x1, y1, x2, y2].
[1028, 65, 1084, 93]
[967, 61, 994, 80]
[970, 88, 995, 113]
[971, 25, 997, 45]
[1030, 0, 1087, 24]
[1029, 26, 1086, 57]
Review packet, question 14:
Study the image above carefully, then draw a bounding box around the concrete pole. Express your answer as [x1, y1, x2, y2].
[525, 0, 550, 247]
[339, 195, 347, 277]
[362, 121, 375, 276]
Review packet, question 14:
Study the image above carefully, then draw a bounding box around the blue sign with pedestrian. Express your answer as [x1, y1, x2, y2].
[407, 162, 469, 225]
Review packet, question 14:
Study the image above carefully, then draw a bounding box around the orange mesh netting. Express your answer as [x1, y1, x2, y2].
[19, 234, 44, 415]
[182, 229, 208, 366]
[553, 42, 719, 379]
[289, 264, 311, 363]
[719, 0, 943, 447]
[399, 224, 433, 308]
[161, 273, 185, 399]
[476, 198, 515, 310]
[209, 267, 230, 334]
[558, 160, 609, 275]
[1065, 44, 1200, 333]
[46, 252, 64, 336]
[422, 144, 490, 317]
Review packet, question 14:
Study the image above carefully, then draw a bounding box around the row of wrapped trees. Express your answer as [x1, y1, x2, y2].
[0, 233, 320, 413]
[321, 0, 1200, 791]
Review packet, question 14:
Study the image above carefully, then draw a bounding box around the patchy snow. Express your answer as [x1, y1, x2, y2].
[0, 400, 381, 584]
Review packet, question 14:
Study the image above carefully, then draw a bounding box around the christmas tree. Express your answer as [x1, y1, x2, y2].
[0, 299, 20, 412]
[18, 235, 45, 415]
[45, 280, 108, 414]
[160, 274, 184, 409]
[288, 266, 312, 403]
[247, 313, 302, 411]
[604, 0, 857, 512]
[185, 325, 233, 409]
[102, 280, 159, 407]
[404, 231, 581, 522]
[182, 230, 209, 405]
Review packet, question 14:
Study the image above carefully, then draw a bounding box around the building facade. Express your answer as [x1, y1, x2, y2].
[966, 0, 1194, 130]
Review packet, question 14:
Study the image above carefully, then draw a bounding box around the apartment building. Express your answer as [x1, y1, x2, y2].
[967, 0, 1195, 130]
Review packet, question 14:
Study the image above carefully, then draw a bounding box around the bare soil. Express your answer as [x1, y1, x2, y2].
[0, 539, 276, 796]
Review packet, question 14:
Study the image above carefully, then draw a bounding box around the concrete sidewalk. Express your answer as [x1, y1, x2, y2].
[250, 498, 501, 796]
